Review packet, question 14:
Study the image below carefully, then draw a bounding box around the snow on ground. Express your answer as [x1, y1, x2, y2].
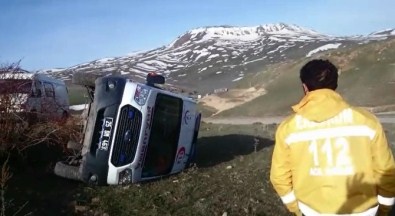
[171, 49, 191, 56]
[267, 45, 291, 54]
[135, 63, 157, 71]
[186, 24, 322, 43]
[61, 76, 71, 80]
[207, 46, 216, 50]
[370, 29, 393, 36]
[130, 68, 148, 75]
[144, 60, 169, 68]
[231, 51, 239, 56]
[268, 36, 287, 42]
[178, 74, 187, 77]
[198, 67, 208, 73]
[232, 77, 244, 82]
[102, 67, 117, 72]
[157, 55, 180, 64]
[191, 27, 261, 42]
[391, 30, 395, 35]
[298, 35, 312, 40]
[207, 54, 220, 60]
[306, 43, 342, 57]
[194, 49, 211, 61]
[68, 62, 90, 70]
[127, 50, 146, 56]
[42, 68, 64, 73]
[242, 56, 268, 65]
[70, 104, 88, 111]
[96, 58, 114, 64]
[216, 71, 222, 74]
[120, 71, 129, 75]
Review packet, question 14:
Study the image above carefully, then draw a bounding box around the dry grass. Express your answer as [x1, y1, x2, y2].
[0, 122, 393, 215]
[72, 122, 395, 216]
[75, 123, 291, 216]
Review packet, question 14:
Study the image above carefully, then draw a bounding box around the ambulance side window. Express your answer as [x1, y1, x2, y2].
[44, 82, 55, 97]
[33, 81, 42, 97]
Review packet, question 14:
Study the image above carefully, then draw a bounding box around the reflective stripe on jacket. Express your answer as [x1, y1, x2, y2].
[270, 89, 395, 215]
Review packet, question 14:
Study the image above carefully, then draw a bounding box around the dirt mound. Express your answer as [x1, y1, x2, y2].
[199, 86, 266, 116]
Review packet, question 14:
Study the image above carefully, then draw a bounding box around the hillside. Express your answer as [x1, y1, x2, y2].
[38, 23, 395, 117]
[43, 23, 395, 97]
[204, 38, 395, 117]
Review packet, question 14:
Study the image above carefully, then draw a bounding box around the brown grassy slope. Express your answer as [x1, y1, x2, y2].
[210, 38, 395, 117]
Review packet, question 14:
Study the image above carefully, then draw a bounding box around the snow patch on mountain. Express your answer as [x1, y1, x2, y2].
[144, 60, 169, 68]
[232, 77, 244, 82]
[135, 63, 157, 71]
[96, 58, 114, 63]
[306, 43, 342, 57]
[207, 54, 220, 59]
[130, 68, 147, 75]
[194, 49, 211, 60]
[170, 23, 327, 48]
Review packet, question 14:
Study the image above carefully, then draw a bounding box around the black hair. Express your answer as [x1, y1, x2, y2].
[300, 59, 338, 91]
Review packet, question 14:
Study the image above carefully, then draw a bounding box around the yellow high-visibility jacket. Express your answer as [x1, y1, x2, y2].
[270, 89, 395, 216]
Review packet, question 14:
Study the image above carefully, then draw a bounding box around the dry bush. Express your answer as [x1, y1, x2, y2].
[0, 62, 29, 151]
[20, 117, 82, 152]
[0, 157, 12, 216]
[0, 156, 30, 216]
[0, 62, 82, 153]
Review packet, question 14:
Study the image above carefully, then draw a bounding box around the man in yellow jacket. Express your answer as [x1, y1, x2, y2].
[270, 59, 395, 216]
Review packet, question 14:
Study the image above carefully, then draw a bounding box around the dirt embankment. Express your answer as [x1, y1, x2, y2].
[199, 86, 266, 115]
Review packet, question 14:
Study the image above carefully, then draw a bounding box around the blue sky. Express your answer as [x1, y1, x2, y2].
[0, 0, 394, 70]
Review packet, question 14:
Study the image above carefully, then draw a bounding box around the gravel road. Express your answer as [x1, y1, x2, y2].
[203, 113, 395, 125]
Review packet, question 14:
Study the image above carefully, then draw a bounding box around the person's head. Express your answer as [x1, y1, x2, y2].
[299, 59, 338, 94]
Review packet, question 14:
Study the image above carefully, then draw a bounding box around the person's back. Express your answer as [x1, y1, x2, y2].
[270, 59, 395, 216]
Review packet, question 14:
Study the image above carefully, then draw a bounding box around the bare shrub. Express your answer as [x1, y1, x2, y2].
[19, 117, 82, 152]
[0, 62, 30, 150]
[0, 156, 12, 216]
[0, 156, 30, 216]
[0, 62, 81, 152]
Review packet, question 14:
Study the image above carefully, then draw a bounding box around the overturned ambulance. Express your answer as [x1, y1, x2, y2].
[55, 72, 201, 185]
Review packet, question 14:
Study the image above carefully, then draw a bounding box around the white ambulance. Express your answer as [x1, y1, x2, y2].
[55, 73, 201, 185]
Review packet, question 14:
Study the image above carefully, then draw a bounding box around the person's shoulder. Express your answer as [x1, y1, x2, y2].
[350, 106, 382, 126]
[276, 113, 297, 133]
[351, 106, 379, 120]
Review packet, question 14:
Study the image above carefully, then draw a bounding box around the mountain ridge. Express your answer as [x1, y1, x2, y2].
[42, 23, 395, 95]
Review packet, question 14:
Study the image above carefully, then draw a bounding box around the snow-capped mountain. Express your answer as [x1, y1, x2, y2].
[43, 23, 395, 94]
[168, 23, 327, 48]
